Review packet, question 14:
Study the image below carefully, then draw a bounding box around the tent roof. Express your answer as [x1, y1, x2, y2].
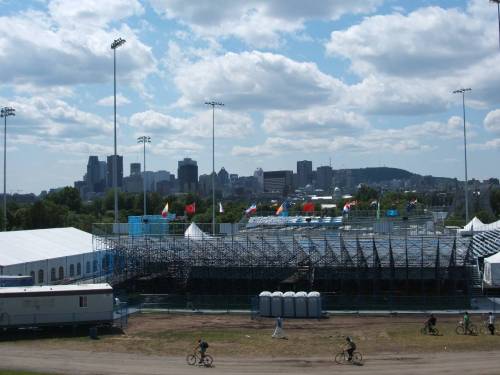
[461, 217, 500, 232]
[0, 227, 93, 267]
[485, 251, 500, 264]
[184, 222, 212, 240]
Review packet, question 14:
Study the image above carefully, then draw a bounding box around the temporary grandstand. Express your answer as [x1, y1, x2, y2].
[90, 214, 500, 309]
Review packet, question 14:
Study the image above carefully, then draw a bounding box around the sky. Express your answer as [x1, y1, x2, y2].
[0, 0, 500, 194]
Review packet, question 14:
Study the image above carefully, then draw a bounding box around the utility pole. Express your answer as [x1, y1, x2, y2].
[453, 88, 472, 224]
[0, 107, 15, 231]
[491, 0, 500, 49]
[204, 101, 224, 236]
[111, 37, 126, 225]
[137, 136, 151, 216]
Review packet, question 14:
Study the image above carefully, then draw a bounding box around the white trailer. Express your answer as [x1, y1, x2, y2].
[0, 283, 113, 328]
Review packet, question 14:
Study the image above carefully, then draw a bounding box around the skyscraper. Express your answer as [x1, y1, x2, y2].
[297, 160, 313, 188]
[86, 156, 100, 193]
[264, 170, 293, 196]
[178, 158, 198, 193]
[107, 155, 123, 188]
[130, 163, 141, 176]
[316, 166, 333, 192]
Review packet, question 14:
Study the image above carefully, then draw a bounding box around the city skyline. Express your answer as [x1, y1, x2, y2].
[1, 0, 500, 194]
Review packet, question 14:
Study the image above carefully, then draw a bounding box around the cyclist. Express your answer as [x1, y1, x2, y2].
[197, 338, 209, 364]
[463, 312, 471, 335]
[488, 312, 495, 335]
[345, 336, 356, 362]
[425, 314, 437, 334]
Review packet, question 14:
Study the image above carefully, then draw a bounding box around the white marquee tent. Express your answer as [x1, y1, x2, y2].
[460, 217, 500, 233]
[483, 251, 500, 288]
[184, 222, 212, 240]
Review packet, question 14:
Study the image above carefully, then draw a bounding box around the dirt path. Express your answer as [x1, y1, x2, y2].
[0, 347, 499, 375]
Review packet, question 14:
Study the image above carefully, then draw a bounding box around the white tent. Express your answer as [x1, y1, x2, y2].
[483, 251, 500, 287]
[184, 222, 212, 240]
[460, 217, 500, 233]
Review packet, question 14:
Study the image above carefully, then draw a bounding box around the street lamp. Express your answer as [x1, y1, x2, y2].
[204, 101, 224, 236]
[491, 0, 500, 49]
[111, 37, 126, 225]
[137, 136, 151, 216]
[0, 107, 14, 231]
[453, 88, 472, 224]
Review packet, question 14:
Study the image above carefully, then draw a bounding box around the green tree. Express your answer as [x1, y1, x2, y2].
[46, 187, 82, 212]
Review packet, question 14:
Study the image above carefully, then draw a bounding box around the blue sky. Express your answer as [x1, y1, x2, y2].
[0, 0, 499, 194]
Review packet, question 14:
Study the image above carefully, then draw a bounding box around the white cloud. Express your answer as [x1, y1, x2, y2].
[484, 109, 500, 133]
[174, 51, 345, 111]
[326, 1, 500, 114]
[150, 0, 382, 48]
[97, 93, 131, 107]
[262, 106, 369, 136]
[0, 4, 156, 92]
[129, 109, 253, 139]
[469, 138, 500, 150]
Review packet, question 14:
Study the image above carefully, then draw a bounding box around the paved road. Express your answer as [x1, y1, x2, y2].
[0, 347, 499, 374]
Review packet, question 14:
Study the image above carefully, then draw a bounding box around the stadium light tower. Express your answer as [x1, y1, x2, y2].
[204, 101, 224, 236]
[491, 0, 500, 49]
[111, 37, 126, 224]
[137, 136, 151, 216]
[0, 107, 14, 232]
[453, 88, 472, 224]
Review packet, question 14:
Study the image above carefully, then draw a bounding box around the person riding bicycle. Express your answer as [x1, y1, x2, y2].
[425, 314, 437, 334]
[345, 336, 356, 361]
[463, 312, 471, 334]
[197, 338, 209, 364]
[488, 312, 495, 335]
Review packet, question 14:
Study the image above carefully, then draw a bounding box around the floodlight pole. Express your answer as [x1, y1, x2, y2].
[491, 0, 500, 49]
[1, 107, 15, 232]
[111, 37, 126, 225]
[453, 88, 472, 224]
[204, 101, 224, 236]
[138, 136, 151, 216]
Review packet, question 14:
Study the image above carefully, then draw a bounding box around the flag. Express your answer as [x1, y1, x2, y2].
[276, 201, 291, 216]
[245, 203, 257, 215]
[219, 202, 224, 213]
[406, 198, 418, 212]
[303, 202, 315, 213]
[161, 202, 169, 218]
[185, 202, 196, 215]
[343, 202, 351, 214]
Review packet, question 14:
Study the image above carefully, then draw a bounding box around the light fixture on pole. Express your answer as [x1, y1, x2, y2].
[204, 100, 224, 236]
[452, 88, 472, 224]
[137, 136, 151, 216]
[0, 107, 14, 232]
[491, 0, 500, 49]
[111, 37, 126, 225]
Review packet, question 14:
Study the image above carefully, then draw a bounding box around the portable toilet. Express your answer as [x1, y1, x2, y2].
[259, 291, 272, 317]
[271, 291, 283, 317]
[282, 291, 295, 318]
[307, 291, 321, 318]
[294, 291, 308, 318]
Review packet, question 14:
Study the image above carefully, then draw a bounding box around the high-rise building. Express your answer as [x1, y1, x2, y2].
[297, 160, 313, 188]
[218, 167, 229, 187]
[178, 158, 198, 193]
[86, 156, 100, 193]
[316, 166, 333, 191]
[253, 168, 264, 191]
[106, 155, 123, 188]
[264, 170, 293, 196]
[130, 163, 141, 176]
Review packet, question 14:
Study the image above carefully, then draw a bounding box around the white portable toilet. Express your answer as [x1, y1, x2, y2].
[282, 291, 295, 318]
[294, 291, 308, 318]
[258, 291, 272, 317]
[307, 291, 321, 318]
[271, 291, 283, 317]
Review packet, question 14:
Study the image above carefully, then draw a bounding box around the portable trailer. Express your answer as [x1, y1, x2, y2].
[0, 283, 113, 328]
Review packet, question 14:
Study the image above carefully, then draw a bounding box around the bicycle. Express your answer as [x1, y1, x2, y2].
[186, 351, 214, 367]
[420, 325, 440, 336]
[455, 320, 477, 335]
[479, 321, 496, 335]
[335, 349, 363, 364]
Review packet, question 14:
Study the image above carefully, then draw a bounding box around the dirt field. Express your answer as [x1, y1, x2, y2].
[1, 313, 500, 374]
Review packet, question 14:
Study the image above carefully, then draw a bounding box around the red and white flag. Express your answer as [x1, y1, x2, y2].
[161, 202, 169, 218]
[219, 202, 224, 213]
[185, 202, 196, 215]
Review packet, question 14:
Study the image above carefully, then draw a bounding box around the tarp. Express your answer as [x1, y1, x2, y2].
[184, 222, 212, 240]
[460, 217, 500, 233]
[483, 251, 500, 287]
